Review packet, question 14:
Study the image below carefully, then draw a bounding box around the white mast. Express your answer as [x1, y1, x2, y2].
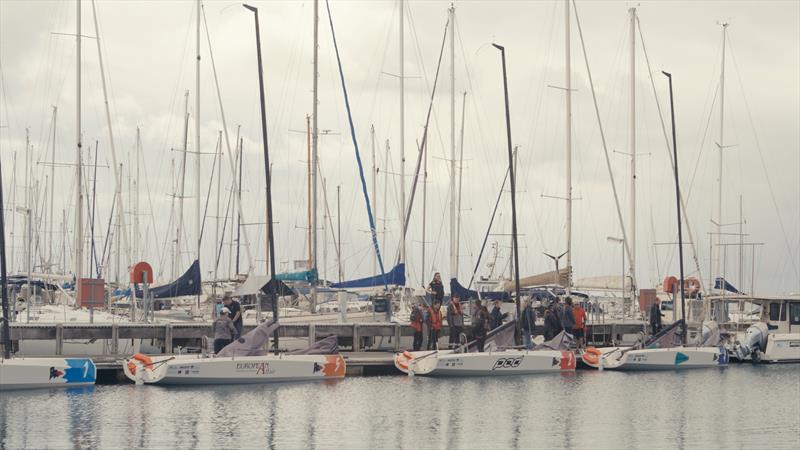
[716, 22, 729, 292]
[75, 0, 83, 303]
[371, 124, 377, 276]
[170, 158, 176, 280]
[455, 91, 467, 277]
[311, 0, 319, 308]
[9, 153, 16, 273]
[399, 0, 406, 272]
[449, 4, 456, 281]
[176, 91, 190, 277]
[134, 126, 141, 262]
[565, 0, 573, 296]
[25, 129, 32, 320]
[383, 139, 389, 256]
[214, 131, 221, 282]
[629, 7, 637, 307]
[195, 0, 201, 282]
[91, 0, 131, 272]
[49, 107, 57, 272]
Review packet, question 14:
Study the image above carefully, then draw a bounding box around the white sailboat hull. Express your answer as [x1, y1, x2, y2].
[123, 353, 346, 385]
[395, 349, 576, 377]
[0, 357, 96, 390]
[584, 347, 728, 371]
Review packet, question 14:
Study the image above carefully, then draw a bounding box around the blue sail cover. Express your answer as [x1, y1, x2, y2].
[135, 260, 202, 299]
[330, 264, 405, 289]
[714, 277, 739, 294]
[450, 278, 510, 301]
[276, 269, 317, 283]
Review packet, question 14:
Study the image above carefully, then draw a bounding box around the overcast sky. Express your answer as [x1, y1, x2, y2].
[1, 0, 798, 295]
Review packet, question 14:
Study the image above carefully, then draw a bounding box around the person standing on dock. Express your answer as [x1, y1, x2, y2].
[410, 301, 425, 351]
[473, 305, 490, 352]
[562, 297, 576, 336]
[223, 294, 243, 339]
[426, 273, 444, 304]
[649, 298, 664, 335]
[489, 299, 507, 330]
[572, 299, 587, 348]
[447, 296, 465, 349]
[427, 300, 443, 350]
[544, 302, 562, 341]
[520, 298, 536, 349]
[213, 307, 236, 353]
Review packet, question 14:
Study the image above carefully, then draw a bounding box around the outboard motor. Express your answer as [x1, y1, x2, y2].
[735, 322, 769, 363]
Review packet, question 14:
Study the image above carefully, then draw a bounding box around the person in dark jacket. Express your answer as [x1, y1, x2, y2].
[410, 301, 425, 351]
[447, 296, 465, 348]
[520, 298, 536, 349]
[489, 299, 507, 330]
[473, 306, 490, 352]
[426, 272, 445, 303]
[426, 300, 443, 350]
[561, 297, 576, 335]
[543, 303, 562, 341]
[649, 298, 664, 335]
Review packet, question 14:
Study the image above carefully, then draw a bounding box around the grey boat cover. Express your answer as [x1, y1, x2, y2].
[287, 335, 339, 355]
[460, 320, 517, 353]
[217, 319, 279, 357]
[643, 319, 685, 349]
[533, 330, 575, 351]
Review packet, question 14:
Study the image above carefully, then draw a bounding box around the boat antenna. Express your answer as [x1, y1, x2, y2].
[663, 70, 687, 345]
[243, 3, 279, 352]
[492, 43, 522, 345]
[1, 157, 11, 359]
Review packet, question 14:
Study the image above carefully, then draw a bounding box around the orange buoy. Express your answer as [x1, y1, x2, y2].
[582, 347, 602, 365]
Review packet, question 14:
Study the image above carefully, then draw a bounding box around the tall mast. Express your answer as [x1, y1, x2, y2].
[399, 0, 406, 272]
[564, 0, 573, 296]
[74, 0, 84, 304]
[455, 91, 467, 277]
[716, 22, 729, 292]
[134, 126, 141, 262]
[169, 158, 176, 280]
[311, 0, 319, 311]
[337, 185, 342, 282]
[422, 136, 428, 284]
[195, 0, 202, 291]
[91, 0, 130, 272]
[629, 7, 637, 307]
[176, 91, 189, 277]
[371, 124, 377, 276]
[25, 129, 31, 320]
[307, 115, 312, 269]
[49, 107, 57, 272]
[9, 153, 16, 273]
[214, 130, 221, 282]
[449, 4, 456, 281]
[235, 137, 243, 275]
[383, 139, 389, 256]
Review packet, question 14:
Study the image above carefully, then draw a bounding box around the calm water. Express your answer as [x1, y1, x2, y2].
[1, 365, 798, 449]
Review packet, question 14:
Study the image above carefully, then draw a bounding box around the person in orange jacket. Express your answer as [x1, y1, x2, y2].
[426, 300, 443, 350]
[410, 300, 424, 351]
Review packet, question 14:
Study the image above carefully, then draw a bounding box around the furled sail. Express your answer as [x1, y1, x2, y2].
[500, 267, 570, 291]
[135, 260, 201, 299]
[449, 278, 510, 301]
[330, 264, 405, 289]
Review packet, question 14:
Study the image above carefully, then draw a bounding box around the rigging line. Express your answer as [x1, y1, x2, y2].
[399, 14, 449, 263]
[728, 35, 800, 283]
[325, 0, 388, 288]
[467, 166, 510, 290]
[198, 134, 220, 244]
[571, 0, 633, 270]
[685, 82, 718, 205]
[317, 158, 341, 276]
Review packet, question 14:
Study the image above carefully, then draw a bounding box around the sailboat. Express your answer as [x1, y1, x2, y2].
[581, 70, 729, 371]
[123, 3, 345, 385]
[0, 0, 97, 391]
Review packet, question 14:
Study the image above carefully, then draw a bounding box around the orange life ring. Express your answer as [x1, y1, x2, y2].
[582, 347, 602, 365]
[663, 276, 679, 294]
[684, 277, 701, 296]
[127, 353, 154, 375]
[396, 351, 414, 370]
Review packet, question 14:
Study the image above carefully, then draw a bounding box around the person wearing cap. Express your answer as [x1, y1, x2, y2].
[410, 300, 425, 351]
[213, 307, 236, 353]
[223, 294, 243, 339]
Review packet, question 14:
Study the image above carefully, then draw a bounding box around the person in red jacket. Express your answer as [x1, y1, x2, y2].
[427, 300, 443, 350]
[410, 301, 424, 351]
[572, 300, 587, 348]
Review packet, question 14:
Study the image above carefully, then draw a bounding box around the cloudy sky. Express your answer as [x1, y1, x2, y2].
[1, 0, 798, 295]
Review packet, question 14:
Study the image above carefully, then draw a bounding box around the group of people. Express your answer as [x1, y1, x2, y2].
[212, 293, 244, 353]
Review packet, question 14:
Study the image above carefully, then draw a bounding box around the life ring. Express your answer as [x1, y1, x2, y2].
[127, 353, 154, 376]
[662, 276, 679, 294]
[396, 351, 414, 370]
[684, 277, 701, 296]
[582, 347, 602, 365]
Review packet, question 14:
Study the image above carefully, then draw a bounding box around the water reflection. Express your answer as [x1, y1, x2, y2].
[1, 366, 798, 449]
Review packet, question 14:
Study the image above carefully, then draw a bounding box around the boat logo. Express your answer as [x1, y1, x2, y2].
[492, 356, 523, 370]
[313, 362, 323, 373]
[674, 352, 689, 365]
[235, 361, 272, 375]
[49, 367, 64, 380]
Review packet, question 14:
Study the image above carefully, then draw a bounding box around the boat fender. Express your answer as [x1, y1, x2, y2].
[582, 347, 602, 365]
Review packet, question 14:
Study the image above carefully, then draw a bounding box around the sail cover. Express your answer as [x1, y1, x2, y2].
[644, 319, 685, 349]
[714, 277, 739, 294]
[276, 269, 317, 283]
[135, 260, 201, 299]
[460, 320, 516, 353]
[287, 335, 339, 355]
[450, 278, 510, 301]
[501, 267, 570, 291]
[534, 330, 575, 351]
[330, 263, 405, 289]
[217, 319, 279, 357]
